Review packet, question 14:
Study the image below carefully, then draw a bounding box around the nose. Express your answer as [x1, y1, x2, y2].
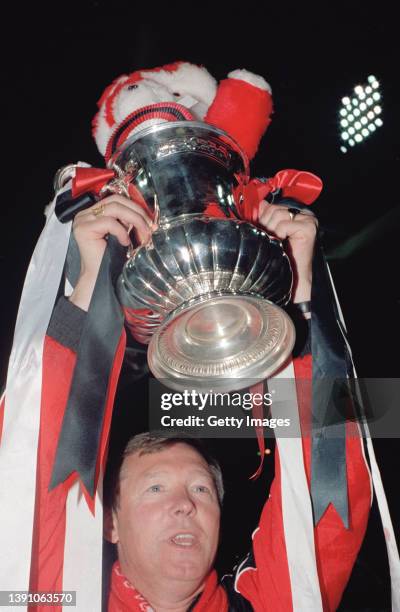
[171, 489, 196, 517]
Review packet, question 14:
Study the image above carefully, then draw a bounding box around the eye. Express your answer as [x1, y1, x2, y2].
[148, 484, 162, 493]
[193, 485, 211, 494]
[173, 92, 180, 97]
[127, 84, 139, 91]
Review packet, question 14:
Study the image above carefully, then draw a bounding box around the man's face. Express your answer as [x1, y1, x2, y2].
[111, 443, 221, 588]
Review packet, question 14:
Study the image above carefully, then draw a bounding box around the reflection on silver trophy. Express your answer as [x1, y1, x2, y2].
[109, 122, 295, 391]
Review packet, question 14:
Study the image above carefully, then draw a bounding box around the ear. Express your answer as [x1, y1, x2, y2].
[104, 507, 119, 544]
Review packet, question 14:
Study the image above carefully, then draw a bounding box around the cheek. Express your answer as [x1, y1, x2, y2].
[202, 506, 220, 546]
[117, 499, 165, 545]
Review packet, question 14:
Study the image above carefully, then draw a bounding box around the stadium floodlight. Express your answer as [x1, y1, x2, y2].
[338, 75, 383, 152]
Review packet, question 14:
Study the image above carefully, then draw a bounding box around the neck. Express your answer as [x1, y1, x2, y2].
[118, 560, 205, 612]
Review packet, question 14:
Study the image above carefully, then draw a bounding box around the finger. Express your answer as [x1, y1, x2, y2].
[74, 217, 131, 246]
[75, 196, 153, 227]
[273, 218, 318, 241]
[94, 195, 153, 225]
[259, 202, 318, 232]
[76, 204, 152, 242]
[259, 205, 295, 233]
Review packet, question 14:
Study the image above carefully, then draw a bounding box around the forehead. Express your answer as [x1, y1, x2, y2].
[120, 443, 212, 482]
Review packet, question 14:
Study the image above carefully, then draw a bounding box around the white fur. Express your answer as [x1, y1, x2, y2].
[95, 112, 113, 156]
[93, 75, 129, 155]
[94, 66, 217, 154]
[228, 69, 272, 94]
[141, 62, 217, 108]
[112, 80, 176, 125]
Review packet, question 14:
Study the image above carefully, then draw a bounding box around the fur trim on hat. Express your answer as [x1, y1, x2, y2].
[228, 69, 272, 94]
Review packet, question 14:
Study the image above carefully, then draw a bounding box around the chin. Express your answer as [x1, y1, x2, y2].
[163, 553, 210, 582]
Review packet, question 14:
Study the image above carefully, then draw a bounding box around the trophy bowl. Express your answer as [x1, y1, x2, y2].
[112, 122, 295, 391]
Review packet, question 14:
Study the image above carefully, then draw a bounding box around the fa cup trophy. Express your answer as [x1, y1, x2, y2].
[55, 63, 300, 392]
[112, 122, 295, 391]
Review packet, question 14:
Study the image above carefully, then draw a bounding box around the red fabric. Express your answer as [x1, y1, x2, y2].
[294, 355, 371, 611]
[235, 354, 371, 611]
[109, 562, 228, 612]
[72, 167, 116, 198]
[97, 330, 127, 490]
[240, 171, 323, 224]
[205, 77, 273, 160]
[29, 330, 126, 610]
[29, 337, 77, 612]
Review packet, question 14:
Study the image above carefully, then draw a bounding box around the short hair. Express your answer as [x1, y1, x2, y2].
[104, 432, 224, 510]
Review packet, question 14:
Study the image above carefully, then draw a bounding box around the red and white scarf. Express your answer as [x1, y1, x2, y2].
[108, 562, 228, 612]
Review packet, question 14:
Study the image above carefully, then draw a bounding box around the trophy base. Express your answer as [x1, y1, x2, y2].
[147, 293, 295, 392]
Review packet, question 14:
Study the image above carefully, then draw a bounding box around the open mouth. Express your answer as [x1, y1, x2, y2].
[170, 533, 197, 547]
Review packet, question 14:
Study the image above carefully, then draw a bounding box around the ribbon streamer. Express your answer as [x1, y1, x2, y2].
[50, 237, 127, 498]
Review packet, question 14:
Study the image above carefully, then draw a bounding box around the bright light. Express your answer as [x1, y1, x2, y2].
[338, 75, 383, 151]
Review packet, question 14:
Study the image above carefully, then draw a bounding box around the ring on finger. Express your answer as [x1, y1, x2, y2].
[288, 207, 301, 221]
[92, 202, 106, 217]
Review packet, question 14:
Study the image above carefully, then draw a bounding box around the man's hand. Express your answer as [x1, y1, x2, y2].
[258, 201, 318, 303]
[69, 195, 154, 311]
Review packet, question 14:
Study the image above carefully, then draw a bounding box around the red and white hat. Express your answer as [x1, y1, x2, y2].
[92, 62, 218, 160]
[92, 61, 273, 162]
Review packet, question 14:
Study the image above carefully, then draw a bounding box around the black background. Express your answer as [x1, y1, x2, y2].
[2, 2, 399, 609]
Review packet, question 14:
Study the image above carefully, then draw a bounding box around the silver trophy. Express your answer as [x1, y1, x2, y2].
[110, 122, 295, 391]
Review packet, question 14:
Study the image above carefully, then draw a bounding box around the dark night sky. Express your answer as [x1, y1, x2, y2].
[2, 3, 399, 608]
